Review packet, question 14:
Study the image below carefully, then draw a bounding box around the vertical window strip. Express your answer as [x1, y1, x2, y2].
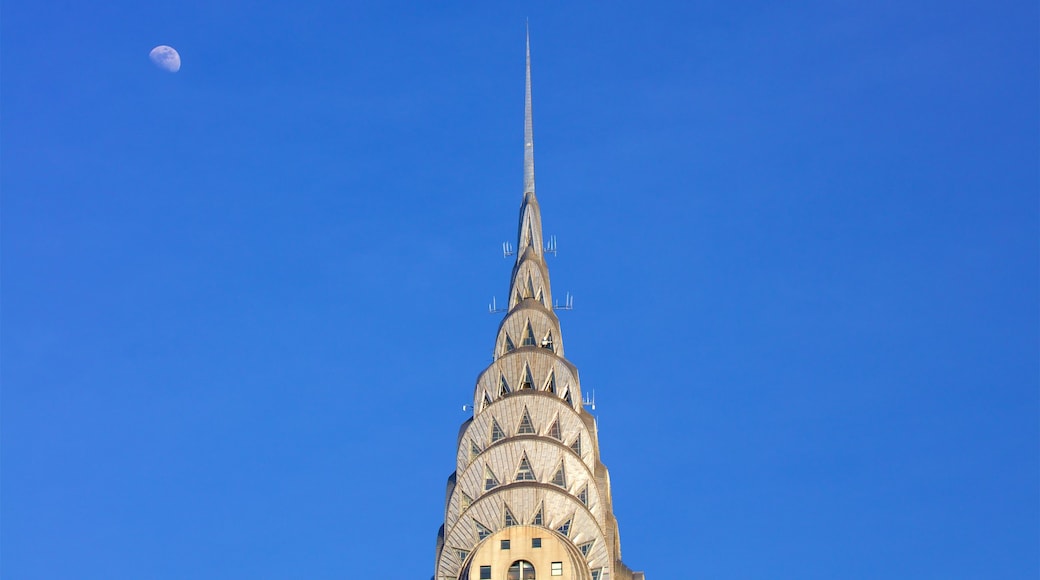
[548, 417, 562, 440]
[550, 461, 566, 488]
[515, 453, 537, 481]
[484, 464, 500, 491]
[517, 408, 536, 434]
[522, 321, 536, 346]
[490, 418, 505, 443]
[556, 517, 572, 537]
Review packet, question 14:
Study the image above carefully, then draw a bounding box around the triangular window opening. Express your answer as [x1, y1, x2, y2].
[536, 289, 545, 306]
[548, 418, 562, 441]
[499, 375, 511, 397]
[522, 322, 537, 347]
[504, 505, 518, 527]
[503, 334, 516, 353]
[460, 490, 473, 511]
[570, 434, 582, 456]
[541, 330, 555, 351]
[579, 540, 594, 558]
[532, 504, 544, 526]
[515, 289, 524, 305]
[484, 464, 500, 491]
[515, 453, 537, 481]
[591, 571, 602, 580]
[550, 462, 567, 488]
[556, 517, 572, 537]
[543, 370, 557, 393]
[527, 222, 535, 248]
[563, 388, 573, 405]
[490, 418, 505, 443]
[475, 520, 492, 540]
[525, 275, 535, 298]
[517, 408, 536, 434]
[519, 365, 534, 390]
[470, 439, 481, 462]
[578, 484, 589, 506]
[456, 549, 470, 563]
[482, 391, 493, 411]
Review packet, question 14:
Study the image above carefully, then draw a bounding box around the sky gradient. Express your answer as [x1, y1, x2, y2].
[3, 1, 1038, 578]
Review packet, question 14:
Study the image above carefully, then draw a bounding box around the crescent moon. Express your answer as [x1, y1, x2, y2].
[149, 45, 181, 73]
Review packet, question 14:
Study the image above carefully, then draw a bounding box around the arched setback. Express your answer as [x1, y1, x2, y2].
[508, 259, 553, 310]
[460, 526, 592, 580]
[454, 443, 605, 518]
[457, 395, 595, 474]
[476, 351, 581, 412]
[494, 306, 564, 360]
[439, 484, 612, 577]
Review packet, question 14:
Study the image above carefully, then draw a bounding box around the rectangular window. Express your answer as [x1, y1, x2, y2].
[500, 539, 510, 550]
[551, 561, 564, 576]
[532, 538, 542, 548]
[480, 565, 492, 579]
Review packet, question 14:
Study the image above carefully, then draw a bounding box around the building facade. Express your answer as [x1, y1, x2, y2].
[433, 36, 645, 580]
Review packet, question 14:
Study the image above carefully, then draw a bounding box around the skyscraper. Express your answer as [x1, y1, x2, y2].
[432, 34, 645, 580]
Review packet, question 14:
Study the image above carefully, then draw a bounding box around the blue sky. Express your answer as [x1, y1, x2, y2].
[3, 1, 1037, 578]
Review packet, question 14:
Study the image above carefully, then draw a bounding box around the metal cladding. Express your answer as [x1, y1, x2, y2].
[433, 32, 644, 580]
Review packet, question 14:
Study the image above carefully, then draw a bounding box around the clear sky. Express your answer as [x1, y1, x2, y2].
[3, 1, 1037, 578]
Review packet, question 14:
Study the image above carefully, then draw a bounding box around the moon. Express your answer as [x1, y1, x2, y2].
[149, 45, 181, 72]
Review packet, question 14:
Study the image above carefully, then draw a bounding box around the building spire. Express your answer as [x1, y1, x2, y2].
[524, 23, 535, 196]
[513, 26, 545, 271]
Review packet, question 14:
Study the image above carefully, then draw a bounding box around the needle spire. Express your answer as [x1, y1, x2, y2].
[524, 24, 535, 196]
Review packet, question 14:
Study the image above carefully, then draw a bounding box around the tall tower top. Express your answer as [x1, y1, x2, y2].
[524, 25, 535, 196]
[432, 31, 645, 580]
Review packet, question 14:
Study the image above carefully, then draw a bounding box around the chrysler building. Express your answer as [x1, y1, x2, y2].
[432, 34, 646, 580]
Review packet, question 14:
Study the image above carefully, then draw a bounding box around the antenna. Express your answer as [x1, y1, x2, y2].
[582, 390, 596, 411]
[502, 242, 515, 258]
[553, 292, 574, 311]
[488, 297, 507, 314]
[544, 235, 557, 256]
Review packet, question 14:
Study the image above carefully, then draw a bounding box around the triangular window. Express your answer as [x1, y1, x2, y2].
[499, 375, 511, 397]
[515, 289, 524, 305]
[482, 391, 492, 410]
[519, 365, 534, 390]
[522, 321, 537, 347]
[536, 289, 544, 306]
[564, 389, 573, 405]
[570, 434, 582, 456]
[484, 464, 500, 491]
[550, 461, 566, 488]
[541, 331, 554, 351]
[525, 275, 535, 298]
[548, 417, 562, 440]
[578, 484, 588, 506]
[527, 222, 535, 247]
[517, 408, 536, 434]
[490, 418, 505, 443]
[532, 503, 544, 526]
[503, 334, 516, 353]
[543, 370, 557, 393]
[579, 540, 594, 558]
[459, 490, 472, 511]
[504, 505, 518, 527]
[515, 453, 536, 481]
[470, 439, 481, 462]
[475, 519, 492, 540]
[456, 549, 470, 563]
[556, 517, 572, 537]
[591, 571, 601, 580]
